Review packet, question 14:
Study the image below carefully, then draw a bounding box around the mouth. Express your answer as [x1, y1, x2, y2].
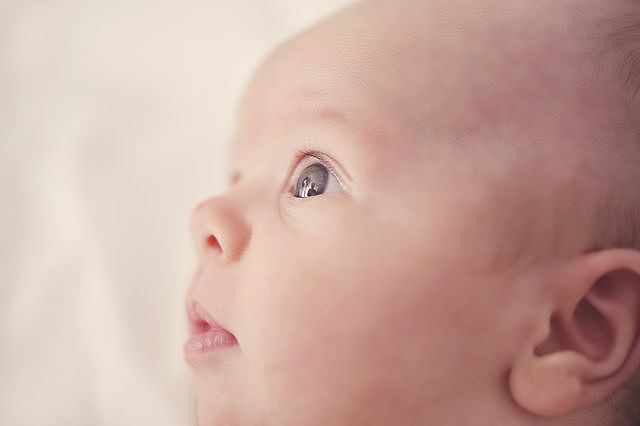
[184, 300, 239, 365]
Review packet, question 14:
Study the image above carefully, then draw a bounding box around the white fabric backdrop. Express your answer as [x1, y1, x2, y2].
[0, 1, 350, 424]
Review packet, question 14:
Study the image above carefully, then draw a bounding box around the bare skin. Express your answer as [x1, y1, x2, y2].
[187, 1, 640, 425]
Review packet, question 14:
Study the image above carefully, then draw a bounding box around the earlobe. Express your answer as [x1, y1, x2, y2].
[509, 347, 585, 416]
[509, 311, 591, 417]
[508, 249, 640, 418]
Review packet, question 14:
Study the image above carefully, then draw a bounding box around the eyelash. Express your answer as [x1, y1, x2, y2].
[288, 149, 344, 192]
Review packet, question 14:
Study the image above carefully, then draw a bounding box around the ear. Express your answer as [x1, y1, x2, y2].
[509, 248, 640, 417]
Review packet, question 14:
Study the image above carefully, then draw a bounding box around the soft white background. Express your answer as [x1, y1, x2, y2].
[0, 1, 350, 424]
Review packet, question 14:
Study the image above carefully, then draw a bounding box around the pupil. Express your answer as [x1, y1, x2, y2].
[295, 163, 328, 198]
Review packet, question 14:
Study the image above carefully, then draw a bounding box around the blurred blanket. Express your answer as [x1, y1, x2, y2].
[0, 1, 348, 424]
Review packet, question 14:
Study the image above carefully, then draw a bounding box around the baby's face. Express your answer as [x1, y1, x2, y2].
[186, 1, 623, 425]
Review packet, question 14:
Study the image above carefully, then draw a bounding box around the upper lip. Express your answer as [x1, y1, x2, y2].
[187, 299, 235, 337]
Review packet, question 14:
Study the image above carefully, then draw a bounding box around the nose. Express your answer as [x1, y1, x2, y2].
[189, 193, 251, 263]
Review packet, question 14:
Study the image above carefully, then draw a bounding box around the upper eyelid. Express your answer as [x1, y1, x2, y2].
[303, 152, 341, 181]
[230, 149, 351, 193]
[289, 150, 346, 190]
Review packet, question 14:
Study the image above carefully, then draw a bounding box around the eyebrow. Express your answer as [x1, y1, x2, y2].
[227, 104, 353, 188]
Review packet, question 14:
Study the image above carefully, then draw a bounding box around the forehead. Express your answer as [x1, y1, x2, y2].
[228, 2, 475, 182]
[228, 83, 404, 191]
[227, 0, 608, 186]
[228, 25, 411, 185]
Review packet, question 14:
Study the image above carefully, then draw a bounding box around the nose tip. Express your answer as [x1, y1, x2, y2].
[205, 235, 221, 253]
[190, 200, 221, 257]
[189, 195, 250, 263]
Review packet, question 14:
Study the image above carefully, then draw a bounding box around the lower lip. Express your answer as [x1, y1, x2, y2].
[184, 329, 238, 364]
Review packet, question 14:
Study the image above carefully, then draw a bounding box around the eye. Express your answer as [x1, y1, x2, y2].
[290, 154, 344, 198]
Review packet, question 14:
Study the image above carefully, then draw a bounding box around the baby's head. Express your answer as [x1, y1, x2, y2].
[185, 0, 640, 424]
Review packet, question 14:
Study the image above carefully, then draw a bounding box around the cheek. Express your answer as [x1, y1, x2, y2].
[241, 204, 492, 421]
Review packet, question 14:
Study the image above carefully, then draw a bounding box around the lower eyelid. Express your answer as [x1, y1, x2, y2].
[283, 192, 344, 207]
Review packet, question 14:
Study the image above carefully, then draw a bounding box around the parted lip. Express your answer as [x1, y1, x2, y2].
[187, 299, 235, 338]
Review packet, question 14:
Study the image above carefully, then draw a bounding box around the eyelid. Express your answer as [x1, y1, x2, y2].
[287, 149, 347, 194]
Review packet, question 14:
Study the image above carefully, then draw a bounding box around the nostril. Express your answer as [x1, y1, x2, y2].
[195, 318, 211, 333]
[206, 234, 221, 252]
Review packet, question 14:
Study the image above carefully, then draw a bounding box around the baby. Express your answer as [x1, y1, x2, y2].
[184, 0, 640, 425]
